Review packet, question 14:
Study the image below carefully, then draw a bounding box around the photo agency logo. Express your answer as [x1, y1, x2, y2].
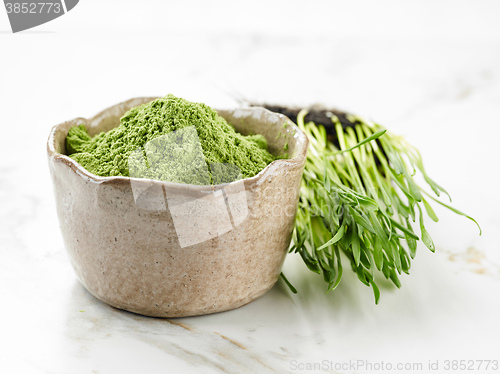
[128, 126, 249, 248]
[3, 0, 79, 32]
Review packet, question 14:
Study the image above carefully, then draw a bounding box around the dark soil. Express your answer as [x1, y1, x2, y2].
[253, 104, 360, 149]
[256, 104, 358, 131]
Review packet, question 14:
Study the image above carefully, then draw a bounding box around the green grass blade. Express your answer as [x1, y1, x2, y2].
[386, 215, 419, 240]
[422, 197, 439, 222]
[329, 248, 343, 292]
[369, 277, 381, 304]
[405, 218, 418, 259]
[373, 236, 384, 270]
[280, 273, 297, 293]
[424, 191, 482, 235]
[331, 129, 386, 155]
[417, 204, 435, 252]
[352, 226, 361, 267]
[317, 223, 346, 251]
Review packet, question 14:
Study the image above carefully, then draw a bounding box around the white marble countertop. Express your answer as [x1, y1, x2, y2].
[1, 1, 499, 373]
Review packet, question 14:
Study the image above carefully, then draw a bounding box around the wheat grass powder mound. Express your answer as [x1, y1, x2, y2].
[66, 95, 276, 185]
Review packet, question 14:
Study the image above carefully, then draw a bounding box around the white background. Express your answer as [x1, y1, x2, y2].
[1, 1, 499, 373]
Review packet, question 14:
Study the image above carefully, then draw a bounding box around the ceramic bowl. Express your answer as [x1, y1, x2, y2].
[47, 97, 308, 317]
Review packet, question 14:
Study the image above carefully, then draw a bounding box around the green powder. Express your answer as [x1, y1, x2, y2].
[66, 94, 276, 185]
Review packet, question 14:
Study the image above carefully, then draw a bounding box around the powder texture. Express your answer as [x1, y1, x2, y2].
[66, 95, 276, 185]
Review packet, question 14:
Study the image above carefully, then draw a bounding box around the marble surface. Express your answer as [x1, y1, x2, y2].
[1, 1, 499, 373]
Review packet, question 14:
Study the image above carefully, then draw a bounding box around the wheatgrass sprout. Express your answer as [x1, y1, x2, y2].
[285, 109, 480, 303]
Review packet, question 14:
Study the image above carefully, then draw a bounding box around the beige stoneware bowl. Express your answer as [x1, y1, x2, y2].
[47, 98, 308, 318]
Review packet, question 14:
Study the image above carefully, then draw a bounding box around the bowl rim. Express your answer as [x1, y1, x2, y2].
[47, 97, 309, 190]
